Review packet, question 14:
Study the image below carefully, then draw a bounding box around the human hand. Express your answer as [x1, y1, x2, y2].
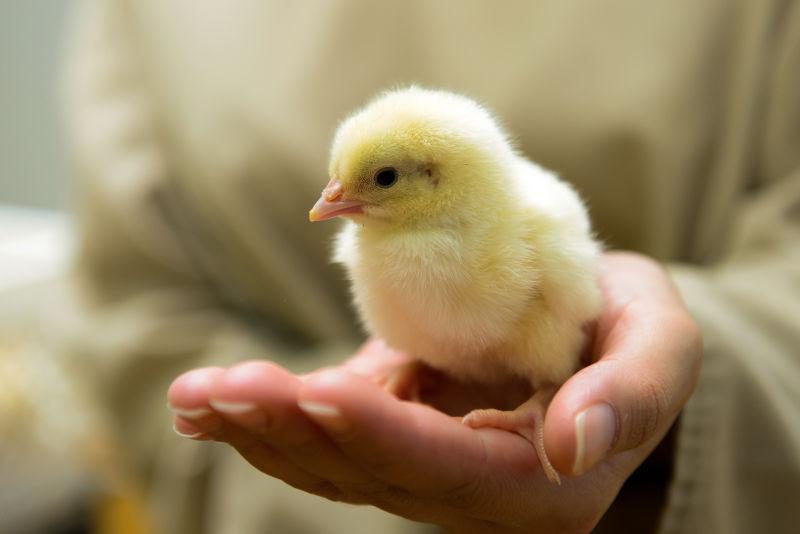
[168, 252, 702, 533]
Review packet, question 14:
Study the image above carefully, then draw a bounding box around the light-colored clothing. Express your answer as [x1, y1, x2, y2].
[56, 0, 800, 532]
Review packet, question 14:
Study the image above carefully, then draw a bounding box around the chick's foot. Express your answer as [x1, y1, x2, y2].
[462, 386, 561, 484]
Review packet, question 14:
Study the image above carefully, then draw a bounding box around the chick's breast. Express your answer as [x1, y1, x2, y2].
[334, 158, 601, 387]
[319, 88, 602, 389]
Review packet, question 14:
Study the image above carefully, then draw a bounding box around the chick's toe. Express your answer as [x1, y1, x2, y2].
[462, 386, 561, 485]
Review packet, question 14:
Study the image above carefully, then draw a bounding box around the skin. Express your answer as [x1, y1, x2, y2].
[168, 252, 702, 533]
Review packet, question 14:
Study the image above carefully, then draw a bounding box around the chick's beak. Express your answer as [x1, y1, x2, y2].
[308, 178, 364, 222]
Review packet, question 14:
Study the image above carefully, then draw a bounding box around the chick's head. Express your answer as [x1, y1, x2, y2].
[309, 87, 513, 228]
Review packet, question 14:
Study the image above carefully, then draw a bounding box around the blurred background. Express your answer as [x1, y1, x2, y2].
[0, 1, 73, 291]
[1, 1, 70, 209]
[1, 3, 86, 533]
[1, 1, 797, 533]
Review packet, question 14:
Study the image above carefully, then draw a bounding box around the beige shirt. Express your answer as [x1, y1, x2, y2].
[62, 1, 800, 532]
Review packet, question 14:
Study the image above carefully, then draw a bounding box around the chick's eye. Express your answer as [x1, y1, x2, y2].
[374, 167, 398, 188]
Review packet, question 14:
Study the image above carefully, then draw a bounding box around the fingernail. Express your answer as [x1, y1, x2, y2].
[573, 403, 617, 476]
[298, 400, 352, 438]
[209, 399, 258, 414]
[167, 403, 212, 420]
[209, 398, 272, 432]
[173, 423, 206, 440]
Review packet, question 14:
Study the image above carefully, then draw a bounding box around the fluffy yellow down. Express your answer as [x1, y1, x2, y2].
[331, 87, 602, 388]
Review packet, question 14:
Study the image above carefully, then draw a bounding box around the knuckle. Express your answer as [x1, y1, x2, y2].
[269, 411, 338, 456]
[666, 309, 702, 347]
[360, 452, 403, 477]
[440, 475, 484, 511]
[336, 478, 417, 509]
[342, 478, 392, 497]
[234, 433, 275, 459]
[435, 438, 489, 512]
[683, 318, 704, 381]
[288, 433, 325, 459]
[364, 484, 416, 509]
[377, 485, 415, 506]
[684, 318, 704, 360]
[664, 311, 704, 395]
[643, 378, 668, 436]
[309, 480, 346, 502]
[671, 311, 703, 348]
[625, 376, 669, 450]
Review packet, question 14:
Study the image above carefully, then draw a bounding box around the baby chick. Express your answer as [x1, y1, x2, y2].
[309, 87, 602, 484]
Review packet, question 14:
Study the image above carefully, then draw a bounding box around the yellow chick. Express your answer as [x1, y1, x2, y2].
[309, 87, 602, 484]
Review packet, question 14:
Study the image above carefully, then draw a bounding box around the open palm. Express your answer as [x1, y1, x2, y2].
[169, 252, 701, 533]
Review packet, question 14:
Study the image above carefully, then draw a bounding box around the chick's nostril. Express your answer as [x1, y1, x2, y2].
[323, 189, 342, 201]
[322, 180, 344, 201]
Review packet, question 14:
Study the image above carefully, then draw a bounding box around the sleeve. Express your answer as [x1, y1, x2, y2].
[659, 6, 800, 530]
[662, 189, 800, 534]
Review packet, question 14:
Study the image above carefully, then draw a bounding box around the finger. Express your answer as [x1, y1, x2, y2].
[217, 415, 352, 502]
[593, 253, 686, 351]
[207, 360, 379, 490]
[599, 253, 685, 309]
[173, 416, 212, 439]
[168, 367, 346, 501]
[545, 308, 702, 476]
[340, 338, 413, 378]
[297, 369, 541, 513]
[168, 366, 227, 431]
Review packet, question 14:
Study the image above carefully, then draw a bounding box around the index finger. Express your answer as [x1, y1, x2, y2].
[296, 369, 544, 512]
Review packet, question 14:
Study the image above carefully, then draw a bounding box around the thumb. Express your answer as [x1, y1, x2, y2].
[543, 319, 701, 477]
